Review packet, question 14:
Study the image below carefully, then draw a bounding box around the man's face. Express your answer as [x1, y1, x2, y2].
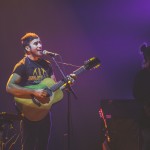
[27, 37, 43, 58]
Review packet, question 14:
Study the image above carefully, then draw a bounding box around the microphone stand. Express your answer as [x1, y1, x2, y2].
[51, 56, 78, 150]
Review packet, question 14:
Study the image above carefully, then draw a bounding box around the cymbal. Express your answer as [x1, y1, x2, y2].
[0, 112, 23, 122]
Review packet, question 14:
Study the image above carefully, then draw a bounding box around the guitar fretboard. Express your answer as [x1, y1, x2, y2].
[73, 66, 86, 75]
[50, 66, 86, 92]
[50, 80, 65, 92]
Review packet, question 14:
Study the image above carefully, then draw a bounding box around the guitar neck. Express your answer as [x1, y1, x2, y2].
[73, 66, 86, 76]
[50, 80, 65, 92]
[50, 66, 86, 92]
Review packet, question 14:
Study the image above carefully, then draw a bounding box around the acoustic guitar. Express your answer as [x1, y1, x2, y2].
[14, 57, 100, 121]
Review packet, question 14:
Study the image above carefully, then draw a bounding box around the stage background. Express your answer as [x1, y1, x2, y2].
[1, 0, 150, 149]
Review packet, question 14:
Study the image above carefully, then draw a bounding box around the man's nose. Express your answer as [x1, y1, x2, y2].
[38, 43, 42, 48]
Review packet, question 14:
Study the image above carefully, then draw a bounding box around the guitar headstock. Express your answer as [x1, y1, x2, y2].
[84, 57, 101, 70]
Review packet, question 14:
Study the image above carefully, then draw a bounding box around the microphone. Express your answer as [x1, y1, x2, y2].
[42, 50, 59, 57]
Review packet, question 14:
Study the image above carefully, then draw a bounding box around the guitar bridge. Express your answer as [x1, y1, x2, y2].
[31, 95, 41, 107]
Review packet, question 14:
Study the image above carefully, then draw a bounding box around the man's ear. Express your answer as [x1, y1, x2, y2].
[25, 46, 30, 52]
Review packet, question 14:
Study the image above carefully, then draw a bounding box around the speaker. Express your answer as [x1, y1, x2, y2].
[99, 99, 142, 150]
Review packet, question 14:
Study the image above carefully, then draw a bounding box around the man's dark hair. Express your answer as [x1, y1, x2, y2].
[21, 32, 39, 49]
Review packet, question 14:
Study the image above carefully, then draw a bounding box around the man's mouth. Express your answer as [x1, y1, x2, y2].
[37, 50, 42, 52]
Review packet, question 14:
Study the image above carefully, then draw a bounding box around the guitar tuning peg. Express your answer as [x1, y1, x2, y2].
[94, 64, 101, 69]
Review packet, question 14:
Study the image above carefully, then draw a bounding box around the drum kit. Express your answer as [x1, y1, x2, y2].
[0, 112, 23, 150]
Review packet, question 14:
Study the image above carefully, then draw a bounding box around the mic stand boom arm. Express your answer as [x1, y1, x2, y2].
[51, 56, 78, 150]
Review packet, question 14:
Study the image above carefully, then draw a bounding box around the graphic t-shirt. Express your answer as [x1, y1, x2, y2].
[13, 56, 53, 86]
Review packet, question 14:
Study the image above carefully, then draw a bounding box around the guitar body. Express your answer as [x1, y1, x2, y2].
[13, 57, 100, 121]
[14, 78, 63, 121]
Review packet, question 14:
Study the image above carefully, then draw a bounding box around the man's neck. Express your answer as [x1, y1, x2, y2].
[27, 55, 40, 61]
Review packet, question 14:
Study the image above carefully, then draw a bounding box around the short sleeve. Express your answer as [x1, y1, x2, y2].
[13, 62, 26, 77]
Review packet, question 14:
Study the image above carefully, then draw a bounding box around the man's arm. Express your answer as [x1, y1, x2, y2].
[6, 73, 47, 99]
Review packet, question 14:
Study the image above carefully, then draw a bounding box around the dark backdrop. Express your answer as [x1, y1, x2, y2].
[1, 0, 150, 149]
